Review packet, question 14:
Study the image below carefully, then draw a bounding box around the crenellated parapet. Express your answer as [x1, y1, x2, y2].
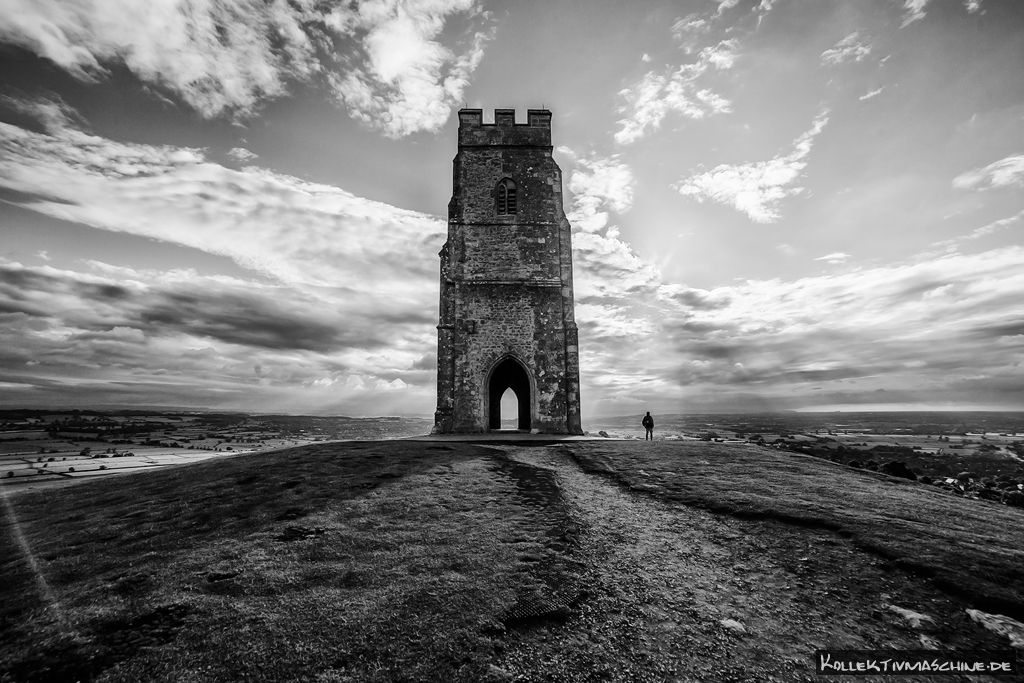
[457, 108, 552, 148]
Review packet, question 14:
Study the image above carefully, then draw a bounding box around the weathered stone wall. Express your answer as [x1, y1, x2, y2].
[435, 108, 582, 434]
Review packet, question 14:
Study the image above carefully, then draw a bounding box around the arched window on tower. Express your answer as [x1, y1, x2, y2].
[496, 178, 517, 216]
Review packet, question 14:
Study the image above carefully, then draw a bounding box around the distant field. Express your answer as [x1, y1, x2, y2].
[587, 411, 1024, 481]
[0, 412, 435, 491]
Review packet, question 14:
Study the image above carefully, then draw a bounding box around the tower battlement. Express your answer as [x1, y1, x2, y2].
[457, 109, 552, 147]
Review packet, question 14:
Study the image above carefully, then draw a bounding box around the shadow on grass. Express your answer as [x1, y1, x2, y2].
[0, 442, 540, 683]
[12, 442, 449, 573]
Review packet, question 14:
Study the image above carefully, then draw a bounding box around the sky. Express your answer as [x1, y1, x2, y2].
[0, 0, 1022, 418]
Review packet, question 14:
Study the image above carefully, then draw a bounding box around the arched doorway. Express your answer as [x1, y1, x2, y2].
[488, 357, 531, 431]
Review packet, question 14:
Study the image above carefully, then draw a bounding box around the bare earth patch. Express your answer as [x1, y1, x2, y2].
[2, 440, 1022, 682]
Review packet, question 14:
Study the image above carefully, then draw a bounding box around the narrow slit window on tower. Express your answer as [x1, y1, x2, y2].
[496, 178, 517, 215]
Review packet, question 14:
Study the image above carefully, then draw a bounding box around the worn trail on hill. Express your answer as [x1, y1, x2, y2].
[488, 445, 1003, 683]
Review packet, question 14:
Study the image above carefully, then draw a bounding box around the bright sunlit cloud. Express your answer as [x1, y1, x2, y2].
[814, 252, 851, 263]
[328, 0, 495, 138]
[562, 149, 635, 234]
[674, 110, 829, 223]
[953, 154, 1024, 190]
[227, 147, 258, 163]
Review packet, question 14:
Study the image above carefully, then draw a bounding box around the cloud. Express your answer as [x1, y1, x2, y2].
[227, 147, 258, 163]
[953, 154, 1024, 190]
[672, 14, 708, 35]
[575, 244, 1024, 414]
[0, 0, 325, 118]
[814, 252, 851, 264]
[559, 151, 662, 306]
[615, 39, 737, 144]
[859, 87, 884, 101]
[658, 284, 732, 311]
[10, 245, 1022, 415]
[0, 260, 448, 411]
[674, 110, 829, 223]
[671, 13, 709, 53]
[572, 231, 661, 302]
[0, 259, 442, 414]
[327, 1, 494, 138]
[651, 247, 1024, 408]
[0, 94, 91, 135]
[821, 33, 872, 65]
[0, 102, 446, 296]
[715, 0, 742, 15]
[897, 0, 931, 27]
[563, 151, 635, 234]
[0, 262, 378, 353]
[963, 210, 1024, 240]
[0, 100, 450, 412]
[557, 151, 670, 397]
[0, 0, 490, 135]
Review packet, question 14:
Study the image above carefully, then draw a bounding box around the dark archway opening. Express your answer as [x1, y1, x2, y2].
[489, 358, 531, 431]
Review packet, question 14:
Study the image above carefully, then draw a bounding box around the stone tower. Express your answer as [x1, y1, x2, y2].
[433, 108, 583, 434]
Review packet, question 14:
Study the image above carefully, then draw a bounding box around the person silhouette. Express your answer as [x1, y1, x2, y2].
[642, 412, 654, 440]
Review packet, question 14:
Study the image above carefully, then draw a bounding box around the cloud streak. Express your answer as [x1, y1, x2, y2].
[814, 252, 851, 264]
[931, 210, 1024, 251]
[821, 32, 872, 65]
[674, 110, 829, 223]
[953, 154, 1024, 190]
[0, 100, 446, 296]
[0, 262, 378, 354]
[898, 0, 932, 27]
[614, 39, 737, 145]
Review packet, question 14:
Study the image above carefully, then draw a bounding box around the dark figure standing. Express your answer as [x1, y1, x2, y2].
[642, 412, 654, 440]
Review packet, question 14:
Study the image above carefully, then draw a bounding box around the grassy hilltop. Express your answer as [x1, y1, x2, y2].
[2, 440, 1023, 682]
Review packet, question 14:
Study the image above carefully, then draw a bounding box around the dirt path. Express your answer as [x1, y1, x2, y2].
[488, 446, 1017, 683]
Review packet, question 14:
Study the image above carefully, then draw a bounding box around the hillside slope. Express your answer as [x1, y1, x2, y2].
[2, 441, 1022, 682]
